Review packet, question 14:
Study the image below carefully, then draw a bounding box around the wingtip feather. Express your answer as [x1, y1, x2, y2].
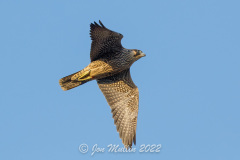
[99, 20, 106, 28]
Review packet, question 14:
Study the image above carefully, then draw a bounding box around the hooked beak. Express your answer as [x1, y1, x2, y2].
[140, 52, 146, 57]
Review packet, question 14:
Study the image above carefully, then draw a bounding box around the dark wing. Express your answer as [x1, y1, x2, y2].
[97, 69, 139, 148]
[90, 20, 123, 62]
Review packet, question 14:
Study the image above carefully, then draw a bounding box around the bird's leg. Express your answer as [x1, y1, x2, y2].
[76, 69, 91, 81]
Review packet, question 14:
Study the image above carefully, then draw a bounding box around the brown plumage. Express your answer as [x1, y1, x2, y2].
[59, 20, 145, 148]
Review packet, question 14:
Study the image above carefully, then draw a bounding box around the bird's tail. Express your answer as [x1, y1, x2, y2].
[59, 69, 92, 91]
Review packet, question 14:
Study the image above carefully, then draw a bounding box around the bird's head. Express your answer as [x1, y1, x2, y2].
[129, 49, 146, 62]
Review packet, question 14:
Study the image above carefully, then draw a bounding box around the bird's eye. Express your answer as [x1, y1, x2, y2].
[133, 50, 138, 56]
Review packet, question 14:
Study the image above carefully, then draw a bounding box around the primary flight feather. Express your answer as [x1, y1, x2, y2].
[59, 20, 145, 148]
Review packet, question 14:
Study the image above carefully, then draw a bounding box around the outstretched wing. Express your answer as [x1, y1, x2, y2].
[90, 20, 123, 62]
[97, 69, 139, 148]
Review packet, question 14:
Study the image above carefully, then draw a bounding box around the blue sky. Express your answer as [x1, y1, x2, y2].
[0, 0, 239, 160]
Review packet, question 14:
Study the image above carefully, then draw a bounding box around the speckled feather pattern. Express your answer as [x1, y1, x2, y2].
[97, 69, 138, 148]
[59, 20, 144, 148]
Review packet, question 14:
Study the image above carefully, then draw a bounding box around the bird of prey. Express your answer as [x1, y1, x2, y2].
[59, 20, 145, 148]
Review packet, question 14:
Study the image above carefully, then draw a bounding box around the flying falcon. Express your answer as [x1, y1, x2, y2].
[59, 20, 145, 148]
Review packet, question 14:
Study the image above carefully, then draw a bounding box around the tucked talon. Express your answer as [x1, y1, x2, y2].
[77, 69, 91, 81]
[77, 76, 92, 81]
[59, 20, 145, 148]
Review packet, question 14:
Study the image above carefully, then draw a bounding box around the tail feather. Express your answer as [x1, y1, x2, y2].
[59, 70, 88, 91]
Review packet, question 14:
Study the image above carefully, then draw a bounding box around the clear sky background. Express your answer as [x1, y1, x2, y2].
[0, 0, 239, 160]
